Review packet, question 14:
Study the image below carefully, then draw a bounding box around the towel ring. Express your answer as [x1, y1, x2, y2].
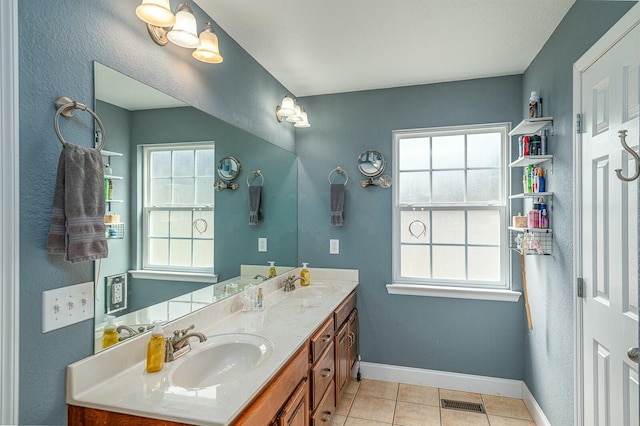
[247, 170, 264, 187]
[328, 166, 349, 185]
[53, 96, 106, 150]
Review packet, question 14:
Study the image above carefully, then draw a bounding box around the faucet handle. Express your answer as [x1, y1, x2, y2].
[180, 324, 195, 336]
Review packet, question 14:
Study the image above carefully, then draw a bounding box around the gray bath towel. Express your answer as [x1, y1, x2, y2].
[46, 144, 108, 263]
[249, 185, 262, 225]
[331, 183, 345, 226]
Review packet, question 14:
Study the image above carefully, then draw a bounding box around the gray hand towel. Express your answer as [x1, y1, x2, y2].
[249, 186, 262, 225]
[46, 144, 108, 263]
[331, 183, 345, 226]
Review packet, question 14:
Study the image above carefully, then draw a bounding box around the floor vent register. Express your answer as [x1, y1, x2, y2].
[440, 399, 486, 413]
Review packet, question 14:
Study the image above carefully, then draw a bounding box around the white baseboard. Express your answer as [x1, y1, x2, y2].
[358, 361, 551, 425]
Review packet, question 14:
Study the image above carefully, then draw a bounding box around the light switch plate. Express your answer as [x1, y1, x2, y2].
[42, 281, 94, 333]
[330, 239, 340, 254]
[258, 237, 267, 252]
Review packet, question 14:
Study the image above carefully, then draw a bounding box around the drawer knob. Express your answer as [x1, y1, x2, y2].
[322, 368, 332, 377]
[322, 411, 333, 422]
[321, 334, 332, 343]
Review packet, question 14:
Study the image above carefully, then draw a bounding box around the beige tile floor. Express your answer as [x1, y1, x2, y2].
[331, 379, 537, 426]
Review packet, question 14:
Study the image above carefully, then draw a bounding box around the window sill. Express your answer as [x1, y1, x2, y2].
[129, 270, 218, 284]
[386, 283, 521, 302]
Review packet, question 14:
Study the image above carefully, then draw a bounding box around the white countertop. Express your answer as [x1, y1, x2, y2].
[67, 268, 358, 425]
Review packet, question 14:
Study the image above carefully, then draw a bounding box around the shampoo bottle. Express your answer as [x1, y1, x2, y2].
[146, 321, 166, 373]
[102, 315, 118, 349]
[300, 263, 310, 286]
[268, 261, 277, 278]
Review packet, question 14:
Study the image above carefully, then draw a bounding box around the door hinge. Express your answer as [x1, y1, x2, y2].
[576, 113, 583, 134]
[577, 277, 584, 298]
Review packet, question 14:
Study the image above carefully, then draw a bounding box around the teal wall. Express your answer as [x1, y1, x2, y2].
[18, 0, 293, 423]
[520, 2, 636, 425]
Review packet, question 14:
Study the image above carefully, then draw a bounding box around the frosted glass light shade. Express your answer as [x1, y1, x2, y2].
[136, 0, 175, 27]
[286, 105, 303, 123]
[167, 2, 200, 48]
[193, 24, 224, 63]
[294, 110, 310, 128]
[279, 96, 296, 116]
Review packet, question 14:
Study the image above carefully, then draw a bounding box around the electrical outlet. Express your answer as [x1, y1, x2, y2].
[105, 273, 127, 314]
[42, 281, 94, 333]
[112, 282, 123, 304]
[330, 239, 340, 254]
[258, 237, 267, 252]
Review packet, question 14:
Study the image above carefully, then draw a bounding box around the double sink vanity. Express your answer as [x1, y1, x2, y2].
[67, 268, 359, 425]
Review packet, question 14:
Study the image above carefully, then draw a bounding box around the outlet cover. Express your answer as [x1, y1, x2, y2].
[42, 281, 94, 333]
[330, 239, 340, 254]
[105, 273, 127, 314]
[258, 237, 267, 252]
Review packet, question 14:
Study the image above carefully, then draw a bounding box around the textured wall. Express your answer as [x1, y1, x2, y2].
[297, 75, 527, 380]
[521, 2, 636, 425]
[18, 0, 293, 423]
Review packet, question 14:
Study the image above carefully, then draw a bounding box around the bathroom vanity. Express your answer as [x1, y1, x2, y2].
[67, 268, 358, 426]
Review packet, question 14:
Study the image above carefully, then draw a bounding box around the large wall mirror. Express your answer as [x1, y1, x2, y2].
[93, 62, 297, 353]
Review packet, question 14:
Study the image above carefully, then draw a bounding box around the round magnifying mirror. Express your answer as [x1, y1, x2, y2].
[217, 156, 241, 182]
[357, 150, 386, 178]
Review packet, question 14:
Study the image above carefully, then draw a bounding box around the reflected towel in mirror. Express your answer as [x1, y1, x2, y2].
[330, 183, 345, 226]
[249, 186, 262, 225]
[46, 144, 108, 263]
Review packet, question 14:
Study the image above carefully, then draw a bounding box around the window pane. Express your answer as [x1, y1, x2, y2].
[467, 133, 501, 168]
[193, 240, 213, 268]
[150, 178, 171, 205]
[150, 151, 171, 177]
[173, 178, 195, 204]
[467, 169, 501, 203]
[149, 239, 168, 265]
[170, 211, 192, 238]
[170, 239, 191, 267]
[399, 137, 430, 170]
[399, 171, 430, 204]
[400, 245, 430, 278]
[400, 210, 430, 243]
[195, 177, 214, 205]
[468, 210, 501, 245]
[432, 211, 465, 244]
[195, 149, 214, 176]
[432, 135, 464, 169]
[432, 170, 464, 202]
[468, 247, 501, 281]
[432, 246, 465, 280]
[149, 211, 169, 237]
[193, 210, 214, 239]
[173, 150, 195, 177]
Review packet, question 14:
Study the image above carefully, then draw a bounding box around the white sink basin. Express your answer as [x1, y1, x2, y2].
[170, 333, 273, 389]
[292, 284, 342, 301]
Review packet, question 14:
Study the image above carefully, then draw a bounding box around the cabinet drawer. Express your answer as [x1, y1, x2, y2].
[334, 291, 356, 329]
[311, 380, 335, 426]
[310, 316, 334, 364]
[310, 341, 334, 410]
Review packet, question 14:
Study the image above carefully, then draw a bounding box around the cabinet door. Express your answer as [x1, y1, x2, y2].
[348, 309, 358, 371]
[277, 380, 308, 426]
[334, 321, 349, 406]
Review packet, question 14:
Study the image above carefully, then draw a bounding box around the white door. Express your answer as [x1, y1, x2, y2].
[579, 18, 640, 426]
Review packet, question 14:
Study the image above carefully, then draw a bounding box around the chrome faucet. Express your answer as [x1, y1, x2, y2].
[253, 274, 268, 281]
[283, 275, 308, 292]
[116, 324, 138, 341]
[165, 325, 207, 362]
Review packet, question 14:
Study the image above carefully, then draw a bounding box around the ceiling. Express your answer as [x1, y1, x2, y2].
[195, 0, 576, 97]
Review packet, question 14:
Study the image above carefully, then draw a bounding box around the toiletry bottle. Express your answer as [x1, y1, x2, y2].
[540, 202, 548, 229]
[257, 288, 264, 311]
[104, 178, 110, 201]
[102, 315, 118, 349]
[300, 263, 310, 286]
[541, 132, 547, 155]
[537, 168, 545, 193]
[268, 261, 277, 278]
[523, 135, 530, 156]
[108, 179, 114, 200]
[146, 321, 166, 373]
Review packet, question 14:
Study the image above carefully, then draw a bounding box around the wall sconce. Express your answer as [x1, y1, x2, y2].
[276, 95, 310, 128]
[135, 0, 223, 64]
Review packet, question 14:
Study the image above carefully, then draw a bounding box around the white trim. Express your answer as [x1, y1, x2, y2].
[386, 283, 521, 302]
[359, 362, 551, 424]
[0, 0, 20, 423]
[129, 270, 218, 283]
[572, 4, 640, 426]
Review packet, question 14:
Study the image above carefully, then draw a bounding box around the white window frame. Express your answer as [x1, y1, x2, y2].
[387, 123, 520, 302]
[141, 142, 215, 275]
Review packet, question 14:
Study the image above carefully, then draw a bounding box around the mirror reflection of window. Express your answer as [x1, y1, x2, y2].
[143, 143, 215, 273]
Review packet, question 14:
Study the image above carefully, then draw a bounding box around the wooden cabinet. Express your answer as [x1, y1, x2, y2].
[310, 381, 335, 426]
[277, 380, 308, 426]
[308, 316, 335, 423]
[333, 291, 358, 406]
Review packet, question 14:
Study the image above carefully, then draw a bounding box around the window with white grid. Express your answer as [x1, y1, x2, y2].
[142, 143, 214, 273]
[393, 124, 509, 289]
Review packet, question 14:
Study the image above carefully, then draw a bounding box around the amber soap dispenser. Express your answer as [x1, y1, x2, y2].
[300, 263, 310, 286]
[146, 321, 166, 373]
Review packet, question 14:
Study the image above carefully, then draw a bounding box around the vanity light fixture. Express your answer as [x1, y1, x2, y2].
[135, 0, 224, 64]
[276, 95, 311, 128]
